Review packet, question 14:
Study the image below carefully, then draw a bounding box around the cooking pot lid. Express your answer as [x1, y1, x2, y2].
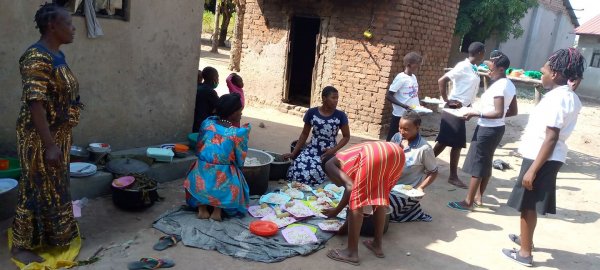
[106, 158, 150, 175]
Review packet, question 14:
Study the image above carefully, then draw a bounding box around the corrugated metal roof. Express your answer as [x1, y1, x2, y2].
[576, 14, 600, 36]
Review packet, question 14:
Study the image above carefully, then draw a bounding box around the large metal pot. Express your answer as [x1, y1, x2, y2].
[111, 174, 159, 211]
[265, 151, 291, 181]
[242, 149, 273, 196]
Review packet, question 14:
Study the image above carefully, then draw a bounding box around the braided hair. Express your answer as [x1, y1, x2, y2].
[488, 50, 510, 70]
[548, 48, 586, 82]
[34, 2, 64, 35]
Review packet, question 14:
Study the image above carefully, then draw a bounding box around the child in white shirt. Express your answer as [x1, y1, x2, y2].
[385, 52, 422, 141]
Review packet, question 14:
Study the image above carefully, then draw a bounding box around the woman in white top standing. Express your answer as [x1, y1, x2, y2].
[502, 48, 585, 267]
[447, 51, 518, 211]
[434, 42, 485, 189]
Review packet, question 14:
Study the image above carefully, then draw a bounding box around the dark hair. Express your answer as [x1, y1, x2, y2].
[322, 86, 338, 98]
[548, 48, 586, 82]
[403, 52, 423, 66]
[34, 2, 65, 35]
[216, 93, 242, 119]
[401, 110, 422, 126]
[199, 66, 219, 84]
[468, 42, 485, 56]
[488, 51, 510, 70]
[231, 73, 243, 87]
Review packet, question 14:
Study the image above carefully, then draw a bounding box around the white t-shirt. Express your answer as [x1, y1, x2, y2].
[446, 58, 480, 106]
[477, 78, 516, 127]
[388, 72, 420, 117]
[518, 85, 582, 162]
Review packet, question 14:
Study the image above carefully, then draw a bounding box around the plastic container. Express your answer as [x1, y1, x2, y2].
[360, 206, 392, 236]
[249, 220, 278, 237]
[188, 133, 199, 149]
[146, 148, 174, 162]
[242, 149, 273, 196]
[0, 178, 19, 220]
[0, 157, 21, 179]
[265, 151, 291, 181]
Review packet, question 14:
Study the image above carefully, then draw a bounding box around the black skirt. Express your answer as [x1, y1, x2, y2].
[507, 158, 563, 215]
[435, 106, 467, 148]
[462, 125, 505, 179]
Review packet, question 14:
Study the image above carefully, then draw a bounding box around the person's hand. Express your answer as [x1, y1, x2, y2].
[45, 144, 63, 168]
[447, 100, 463, 109]
[522, 169, 536, 191]
[321, 148, 336, 161]
[463, 111, 478, 121]
[282, 153, 295, 160]
[322, 207, 340, 218]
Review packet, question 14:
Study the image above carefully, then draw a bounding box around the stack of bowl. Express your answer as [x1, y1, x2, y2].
[173, 144, 190, 158]
[88, 143, 111, 163]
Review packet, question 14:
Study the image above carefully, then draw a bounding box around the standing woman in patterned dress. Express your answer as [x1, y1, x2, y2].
[284, 86, 351, 186]
[11, 3, 82, 264]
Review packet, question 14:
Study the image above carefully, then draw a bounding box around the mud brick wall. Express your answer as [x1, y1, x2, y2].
[241, 0, 459, 138]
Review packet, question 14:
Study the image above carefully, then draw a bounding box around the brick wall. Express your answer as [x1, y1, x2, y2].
[539, 0, 569, 14]
[241, 0, 459, 137]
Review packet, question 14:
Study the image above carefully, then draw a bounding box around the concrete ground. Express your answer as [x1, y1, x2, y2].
[2, 101, 599, 270]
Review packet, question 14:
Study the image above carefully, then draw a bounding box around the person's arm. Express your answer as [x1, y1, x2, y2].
[522, 127, 559, 190]
[438, 76, 451, 102]
[416, 171, 438, 191]
[464, 96, 504, 120]
[505, 96, 518, 117]
[209, 89, 219, 114]
[386, 91, 411, 110]
[30, 101, 62, 167]
[283, 123, 311, 159]
[415, 147, 438, 191]
[322, 157, 353, 217]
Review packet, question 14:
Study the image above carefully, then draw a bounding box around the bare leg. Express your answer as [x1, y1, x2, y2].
[334, 207, 363, 263]
[363, 206, 386, 258]
[433, 142, 446, 157]
[519, 209, 537, 257]
[337, 220, 348, 236]
[461, 176, 481, 207]
[11, 247, 44, 264]
[197, 205, 210, 219]
[475, 176, 491, 205]
[448, 147, 467, 188]
[210, 207, 223, 221]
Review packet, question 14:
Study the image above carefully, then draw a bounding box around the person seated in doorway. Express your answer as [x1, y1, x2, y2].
[385, 52, 423, 141]
[321, 141, 406, 265]
[388, 111, 439, 222]
[283, 86, 350, 186]
[192, 66, 219, 133]
[184, 93, 251, 221]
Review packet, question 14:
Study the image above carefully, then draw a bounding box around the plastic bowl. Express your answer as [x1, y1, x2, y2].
[187, 133, 199, 148]
[174, 144, 189, 153]
[249, 220, 278, 237]
[89, 143, 111, 153]
[112, 176, 136, 189]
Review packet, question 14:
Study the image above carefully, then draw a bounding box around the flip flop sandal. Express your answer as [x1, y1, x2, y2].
[447, 201, 472, 212]
[128, 257, 175, 269]
[153, 235, 182, 251]
[362, 240, 385, 258]
[327, 249, 360, 266]
[508, 234, 535, 250]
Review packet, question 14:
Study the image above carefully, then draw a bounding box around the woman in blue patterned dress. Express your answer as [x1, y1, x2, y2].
[184, 93, 250, 221]
[284, 86, 350, 186]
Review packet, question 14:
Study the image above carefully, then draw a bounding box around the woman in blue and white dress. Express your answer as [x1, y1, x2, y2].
[284, 86, 351, 186]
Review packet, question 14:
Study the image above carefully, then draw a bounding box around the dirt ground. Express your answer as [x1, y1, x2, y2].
[1, 45, 599, 269]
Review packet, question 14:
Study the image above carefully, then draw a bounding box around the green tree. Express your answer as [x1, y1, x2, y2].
[455, 0, 538, 42]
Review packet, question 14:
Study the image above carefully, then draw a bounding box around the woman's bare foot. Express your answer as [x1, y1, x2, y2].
[11, 247, 44, 264]
[448, 176, 467, 189]
[197, 205, 210, 219]
[210, 207, 222, 221]
[362, 239, 385, 258]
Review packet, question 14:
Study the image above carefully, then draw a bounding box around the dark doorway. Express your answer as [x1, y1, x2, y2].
[285, 16, 320, 107]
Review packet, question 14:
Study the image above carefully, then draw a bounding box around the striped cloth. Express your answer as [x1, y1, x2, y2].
[336, 142, 405, 210]
[389, 192, 432, 222]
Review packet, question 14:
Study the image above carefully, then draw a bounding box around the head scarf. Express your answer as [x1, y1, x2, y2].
[226, 74, 245, 107]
